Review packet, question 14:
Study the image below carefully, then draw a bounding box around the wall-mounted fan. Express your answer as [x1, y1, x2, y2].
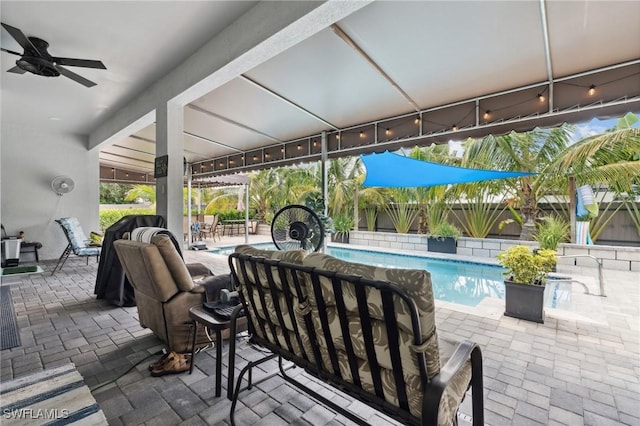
[271, 205, 324, 253]
[1, 22, 106, 87]
[51, 176, 75, 196]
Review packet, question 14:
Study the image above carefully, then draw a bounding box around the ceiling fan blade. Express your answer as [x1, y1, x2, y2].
[53, 57, 106, 69]
[1, 47, 21, 56]
[55, 65, 96, 87]
[7, 65, 26, 74]
[1, 23, 41, 55]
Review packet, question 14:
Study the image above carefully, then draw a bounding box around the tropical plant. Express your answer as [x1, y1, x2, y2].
[428, 221, 462, 240]
[462, 125, 574, 240]
[363, 207, 378, 232]
[124, 185, 156, 204]
[623, 193, 640, 237]
[332, 214, 354, 239]
[534, 215, 570, 250]
[409, 145, 457, 234]
[385, 203, 419, 234]
[100, 183, 134, 204]
[547, 113, 640, 240]
[452, 188, 506, 238]
[99, 207, 155, 231]
[496, 245, 556, 285]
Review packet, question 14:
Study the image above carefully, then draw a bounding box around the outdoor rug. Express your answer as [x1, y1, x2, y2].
[0, 363, 108, 425]
[1, 285, 21, 350]
[2, 266, 39, 276]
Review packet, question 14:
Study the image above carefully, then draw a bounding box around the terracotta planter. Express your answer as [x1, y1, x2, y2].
[504, 279, 545, 323]
[427, 236, 457, 254]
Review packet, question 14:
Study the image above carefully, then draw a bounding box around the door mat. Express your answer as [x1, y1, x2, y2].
[2, 266, 38, 276]
[1, 285, 20, 350]
[0, 363, 108, 425]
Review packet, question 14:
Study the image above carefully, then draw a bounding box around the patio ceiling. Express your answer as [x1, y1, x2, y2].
[2, 2, 638, 183]
[177, 0, 640, 181]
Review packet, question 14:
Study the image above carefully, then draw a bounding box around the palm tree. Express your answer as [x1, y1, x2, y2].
[125, 185, 156, 204]
[548, 114, 640, 240]
[462, 125, 574, 239]
[408, 145, 459, 234]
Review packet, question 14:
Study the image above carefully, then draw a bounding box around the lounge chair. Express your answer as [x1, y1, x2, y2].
[51, 217, 101, 275]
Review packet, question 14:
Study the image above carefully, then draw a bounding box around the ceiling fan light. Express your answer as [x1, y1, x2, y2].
[16, 58, 38, 74]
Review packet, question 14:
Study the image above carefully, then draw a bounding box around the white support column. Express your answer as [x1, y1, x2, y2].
[321, 131, 328, 251]
[155, 101, 185, 244]
[245, 183, 250, 244]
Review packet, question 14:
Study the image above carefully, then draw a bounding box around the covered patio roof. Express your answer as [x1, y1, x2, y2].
[102, 1, 640, 181]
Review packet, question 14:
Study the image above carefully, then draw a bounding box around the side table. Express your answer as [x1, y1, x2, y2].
[188, 305, 245, 399]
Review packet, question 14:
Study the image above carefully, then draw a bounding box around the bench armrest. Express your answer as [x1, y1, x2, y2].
[423, 339, 483, 426]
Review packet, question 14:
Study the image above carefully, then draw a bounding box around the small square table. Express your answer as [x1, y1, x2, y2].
[188, 305, 245, 398]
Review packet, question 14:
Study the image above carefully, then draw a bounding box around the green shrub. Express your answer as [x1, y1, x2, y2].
[333, 214, 354, 238]
[534, 216, 570, 250]
[99, 208, 155, 231]
[496, 245, 556, 285]
[428, 221, 462, 240]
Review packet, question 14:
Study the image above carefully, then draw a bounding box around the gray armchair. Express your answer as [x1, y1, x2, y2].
[114, 234, 230, 352]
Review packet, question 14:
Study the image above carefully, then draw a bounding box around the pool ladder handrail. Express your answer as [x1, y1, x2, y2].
[555, 254, 606, 297]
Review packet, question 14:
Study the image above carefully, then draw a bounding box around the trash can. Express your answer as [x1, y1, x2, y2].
[2, 239, 21, 267]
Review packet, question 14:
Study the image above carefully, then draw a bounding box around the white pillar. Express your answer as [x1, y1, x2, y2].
[321, 131, 328, 251]
[155, 101, 184, 245]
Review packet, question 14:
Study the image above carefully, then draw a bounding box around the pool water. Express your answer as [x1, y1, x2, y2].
[210, 243, 571, 309]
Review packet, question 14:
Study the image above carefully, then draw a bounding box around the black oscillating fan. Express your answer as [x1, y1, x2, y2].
[270, 205, 324, 252]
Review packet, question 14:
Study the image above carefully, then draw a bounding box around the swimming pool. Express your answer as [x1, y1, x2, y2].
[210, 243, 571, 309]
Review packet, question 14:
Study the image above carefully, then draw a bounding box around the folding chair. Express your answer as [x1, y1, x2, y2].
[51, 217, 101, 275]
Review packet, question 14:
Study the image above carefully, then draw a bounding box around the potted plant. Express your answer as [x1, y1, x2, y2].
[496, 245, 557, 323]
[534, 216, 570, 251]
[427, 221, 462, 254]
[331, 214, 354, 244]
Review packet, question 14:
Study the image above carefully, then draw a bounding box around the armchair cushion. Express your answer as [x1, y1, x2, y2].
[151, 235, 194, 292]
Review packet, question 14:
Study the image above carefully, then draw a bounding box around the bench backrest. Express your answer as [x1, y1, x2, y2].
[229, 249, 440, 423]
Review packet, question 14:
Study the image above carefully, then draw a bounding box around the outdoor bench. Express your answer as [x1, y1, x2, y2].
[228, 245, 484, 425]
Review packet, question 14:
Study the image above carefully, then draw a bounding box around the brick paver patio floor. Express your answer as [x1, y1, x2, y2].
[1, 237, 638, 425]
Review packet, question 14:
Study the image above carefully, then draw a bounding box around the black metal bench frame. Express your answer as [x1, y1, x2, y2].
[229, 253, 484, 426]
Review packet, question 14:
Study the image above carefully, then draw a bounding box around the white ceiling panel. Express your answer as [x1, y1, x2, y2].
[244, 27, 411, 128]
[3, 1, 638, 177]
[546, 1, 640, 77]
[184, 107, 269, 154]
[99, 153, 153, 173]
[1, 1, 257, 134]
[192, 77, 331, 143]
[339, 1, 548, 108]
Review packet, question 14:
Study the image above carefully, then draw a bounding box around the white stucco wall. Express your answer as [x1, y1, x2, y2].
[1, 123, 100, 261]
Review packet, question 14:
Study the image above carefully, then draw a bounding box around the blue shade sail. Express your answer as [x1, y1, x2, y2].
[361, 151, 536, 188]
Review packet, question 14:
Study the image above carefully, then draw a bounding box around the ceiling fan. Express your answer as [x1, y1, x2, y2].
[1, 22, 106, 87]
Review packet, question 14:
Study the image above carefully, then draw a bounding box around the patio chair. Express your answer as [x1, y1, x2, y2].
[199, 215, 214, 240]
[113, 234, 231, 352]
[51, 217, 101, 275]
[210, 215, 222, 241]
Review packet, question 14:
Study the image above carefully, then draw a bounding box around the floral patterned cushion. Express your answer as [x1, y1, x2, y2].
[233, 245, 317, 364]
[58, 217, 101, 256]
[302, 253, 471, 424]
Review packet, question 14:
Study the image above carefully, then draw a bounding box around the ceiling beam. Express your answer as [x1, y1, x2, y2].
[538, 0, 554, 113]
[330, 23, 420, 112]
[239, 75, 339, 130]
[187, 104, 282, 142]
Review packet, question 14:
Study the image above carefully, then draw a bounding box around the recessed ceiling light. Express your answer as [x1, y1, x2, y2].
[48, 116, 61, 121]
